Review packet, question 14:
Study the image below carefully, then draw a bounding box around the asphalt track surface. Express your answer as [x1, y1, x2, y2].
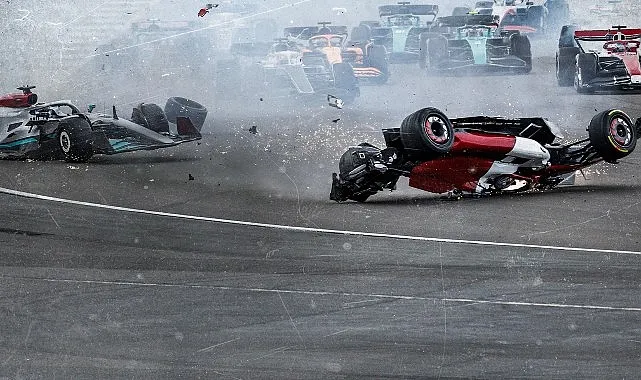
[2, 44, 641, 378]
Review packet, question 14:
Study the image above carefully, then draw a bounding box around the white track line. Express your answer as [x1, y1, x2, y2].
[1, 187, 640, 256]
[5, 277, 640, 312]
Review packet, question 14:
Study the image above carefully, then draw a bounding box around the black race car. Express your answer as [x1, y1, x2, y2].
[0, 87, 207, 162]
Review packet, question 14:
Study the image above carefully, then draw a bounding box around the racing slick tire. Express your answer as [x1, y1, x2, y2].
[367, 45, 389, 84]
[510, 34, 532, 74]
[57, 117, 94, 163]
[526, 6, 546, 34]
[333, 62, 360, 103]
[556, 47, 579, 87]
[588, 109, 637, 163]
[420, 35, 447, 73]
[400, 108, 455, 157]
[164, 97, 208, 131]
[574, 53, 597, 94]
[131, 103, 170, 133]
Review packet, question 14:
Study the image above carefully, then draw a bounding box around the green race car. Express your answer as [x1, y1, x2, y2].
[365, 2, 439, 63]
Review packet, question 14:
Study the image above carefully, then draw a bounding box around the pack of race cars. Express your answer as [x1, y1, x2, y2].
[3, 1, 641, 203]
[221, 0, 575, 99]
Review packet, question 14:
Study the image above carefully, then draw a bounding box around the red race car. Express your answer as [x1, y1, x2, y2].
[556, 25, 641, 92]
[330, 107, 640, 202]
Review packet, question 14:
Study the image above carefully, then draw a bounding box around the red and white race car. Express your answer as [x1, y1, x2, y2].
[556, 25, 641, 92]
[330, 107, 640, 202]
[473, 0, 549, 36]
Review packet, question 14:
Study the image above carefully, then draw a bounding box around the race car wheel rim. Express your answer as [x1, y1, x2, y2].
[609, 117, 632, 148]
[59, 131, 71, 153]
[424, 116, 449, 145]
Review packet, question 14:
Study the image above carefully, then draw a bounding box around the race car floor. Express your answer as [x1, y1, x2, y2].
[1, 53, 640, 378]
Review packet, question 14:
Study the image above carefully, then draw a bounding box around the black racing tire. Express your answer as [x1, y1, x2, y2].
[333, 62, 360, 103]
[131, 103, 170, 133]
[400, 108, 455, 157]
[526, 6, 546, 33]
[574, 53, 598, 94]
[556, 47, 579, 86]
[366, 45, 389, 84]
[427, 35, 448, 72]
[57, 117, 94, 163]
[350, 25, 372, 43]
[574, 53, 597, 94]
[558, 24, 577, 48]
[164, 97, 208, 131]
[588, 109, 637, 163]
[511, 34, 532, 73]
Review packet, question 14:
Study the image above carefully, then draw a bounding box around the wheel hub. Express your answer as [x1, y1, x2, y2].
[610, 117, 632, 147]
[424, 116, 449, 144]
[59, 131, 71, 153]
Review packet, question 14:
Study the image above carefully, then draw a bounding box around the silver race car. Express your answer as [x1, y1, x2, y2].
[0, 87, 207, 162]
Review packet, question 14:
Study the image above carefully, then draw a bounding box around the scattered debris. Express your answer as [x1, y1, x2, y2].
[327, 94, 344, 109]
[198, 3, 219, 17]
[248, 125, 258, 134]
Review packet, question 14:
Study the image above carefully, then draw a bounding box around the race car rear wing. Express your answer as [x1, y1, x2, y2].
[378, 4, 439, 17]
[574, 27, 641, 41]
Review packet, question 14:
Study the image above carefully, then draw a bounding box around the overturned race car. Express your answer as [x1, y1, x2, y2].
[331, 107, 640, 202]
[0, 87, 207, 162]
